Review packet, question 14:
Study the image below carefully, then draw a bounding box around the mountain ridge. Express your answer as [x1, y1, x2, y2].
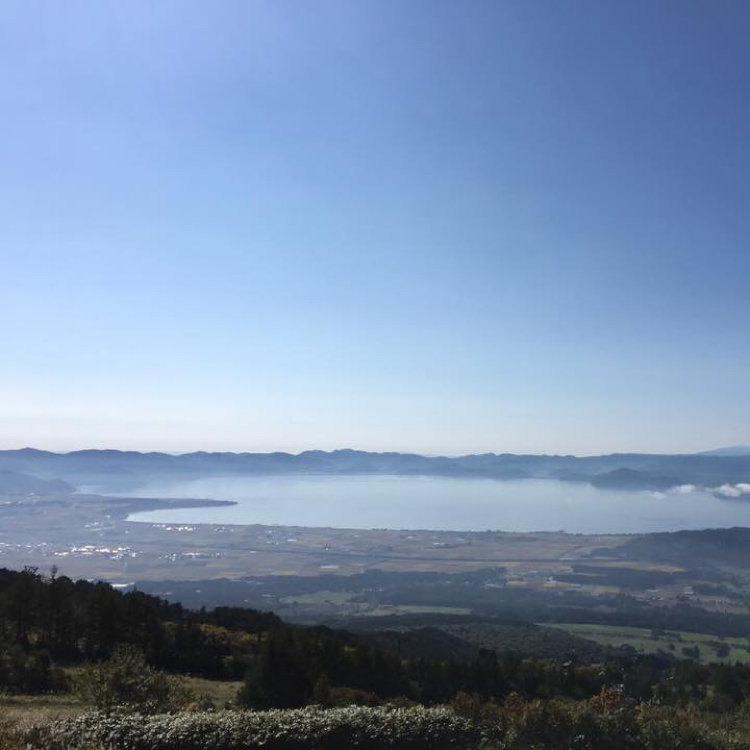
[1, 447, 749, 491]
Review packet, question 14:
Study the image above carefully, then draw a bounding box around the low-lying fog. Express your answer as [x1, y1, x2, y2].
[82, 475, 750, 534]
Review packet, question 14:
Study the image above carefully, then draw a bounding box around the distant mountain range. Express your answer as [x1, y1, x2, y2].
[0, 447, 748, 493]
[699, 446, 750, 457]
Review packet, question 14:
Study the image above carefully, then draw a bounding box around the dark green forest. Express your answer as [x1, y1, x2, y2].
[3, 566, 750, 714]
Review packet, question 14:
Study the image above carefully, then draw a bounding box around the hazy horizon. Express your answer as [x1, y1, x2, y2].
[1, 442, 748, 459]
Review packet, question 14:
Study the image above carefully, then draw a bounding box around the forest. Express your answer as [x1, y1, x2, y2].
[5, 566, 750, 749]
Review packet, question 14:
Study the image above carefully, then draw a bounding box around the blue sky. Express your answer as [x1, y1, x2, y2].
[2, 1, 749, 455]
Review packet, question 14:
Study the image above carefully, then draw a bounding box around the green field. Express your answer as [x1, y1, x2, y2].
[280, 590, 472, 616]
[546, 623, 750, 663]
[281, 589, 356, 605]
[369, 604, 473, 616]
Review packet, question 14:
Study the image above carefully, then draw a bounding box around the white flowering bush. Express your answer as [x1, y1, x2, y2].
[23, 699, 749, 750]
[33, 705, 478, 750]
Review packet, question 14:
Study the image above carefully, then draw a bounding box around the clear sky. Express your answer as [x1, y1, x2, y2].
[2, 1, 749, 456]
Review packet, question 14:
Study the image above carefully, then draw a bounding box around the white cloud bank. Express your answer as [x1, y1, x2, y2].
[669, 484, 698, 495]
[713, 483, 750, 498]
[650, 483, 750, 500]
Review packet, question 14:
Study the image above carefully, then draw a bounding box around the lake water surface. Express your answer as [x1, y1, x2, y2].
[121, 475, 750, 534]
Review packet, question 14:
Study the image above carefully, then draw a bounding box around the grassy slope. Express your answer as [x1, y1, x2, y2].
[0, 675, 243, 725]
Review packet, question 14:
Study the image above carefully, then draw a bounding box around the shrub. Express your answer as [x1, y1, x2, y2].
[0, 720, 26, 750]
[32, 706, 478, 750]
[0, 644, 68, 694]
[75, 646, 193, 714]
[19, 697, 749, 750]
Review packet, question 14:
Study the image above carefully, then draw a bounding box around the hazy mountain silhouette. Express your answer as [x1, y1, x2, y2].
[1, 447, 749, 492]
[0, 469, 74, 496]
[699, 446, 750, 457]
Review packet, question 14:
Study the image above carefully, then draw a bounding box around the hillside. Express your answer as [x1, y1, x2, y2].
[6, 567, 750, 750]
[0, 470, 74, 496]
[0, 567, 626, 704]
[2, 447, 750, 490]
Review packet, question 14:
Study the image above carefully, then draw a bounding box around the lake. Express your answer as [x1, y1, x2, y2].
[119, 475, 750, 534]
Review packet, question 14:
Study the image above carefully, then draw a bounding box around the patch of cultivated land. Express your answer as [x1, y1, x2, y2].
[368, 604, 474, 616]
[546, 623, 750, 663]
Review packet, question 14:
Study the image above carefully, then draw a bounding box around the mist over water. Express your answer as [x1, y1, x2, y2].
[117, 475, 750, 534]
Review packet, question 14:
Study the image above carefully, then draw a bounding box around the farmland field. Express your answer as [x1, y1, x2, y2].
[546, 623, 750, 663]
